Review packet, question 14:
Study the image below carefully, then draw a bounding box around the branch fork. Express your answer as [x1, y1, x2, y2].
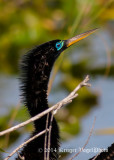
[0, 75, 91, 160]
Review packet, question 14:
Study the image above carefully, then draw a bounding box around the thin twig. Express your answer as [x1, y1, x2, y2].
[5, 102, 21, 148]
[95, 32, 111, 77]
[47, 113, 54, 160]
[4, 129, 49, 160]
[17, 151, 25, 160]
[44, 113, 49, 160]
[69, 117, 96, 160]
[0, 75, 90, 137]
[92, 150, 102, 160]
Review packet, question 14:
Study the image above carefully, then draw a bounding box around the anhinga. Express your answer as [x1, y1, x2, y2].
[16, 29, 97, 160]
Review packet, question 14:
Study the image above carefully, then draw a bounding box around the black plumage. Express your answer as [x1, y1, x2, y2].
[89, 143, 114, 160]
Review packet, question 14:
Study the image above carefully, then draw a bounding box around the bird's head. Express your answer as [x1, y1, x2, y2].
[40, 28, 97, 63]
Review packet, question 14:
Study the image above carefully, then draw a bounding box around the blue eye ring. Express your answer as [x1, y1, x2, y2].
[55, 41, 64, 51]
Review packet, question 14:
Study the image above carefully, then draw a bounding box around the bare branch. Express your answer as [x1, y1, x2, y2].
[47, 113, 54, 160]
[92, 150, 102, 160]
[17, 152, 25, 160]
[1, 75, 91, 160]
[69, 117, 96, 160]
[44, 113, 49, 160]
[4, 129, 49, 160]
[0, 75, 90, 137]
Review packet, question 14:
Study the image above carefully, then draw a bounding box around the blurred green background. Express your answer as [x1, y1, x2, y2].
[0, 0, 114, 159]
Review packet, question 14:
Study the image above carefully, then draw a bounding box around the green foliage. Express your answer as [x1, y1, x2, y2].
[0, 148, 7, 153]
[61, 121, 80, 139]
[0, 0, 114, 73]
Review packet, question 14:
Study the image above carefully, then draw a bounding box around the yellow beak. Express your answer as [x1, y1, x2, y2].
[66, 28, 98, 47]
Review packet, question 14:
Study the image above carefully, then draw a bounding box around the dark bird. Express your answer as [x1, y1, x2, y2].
[89, 143, 114, 160]
[16, 29, 97, 160]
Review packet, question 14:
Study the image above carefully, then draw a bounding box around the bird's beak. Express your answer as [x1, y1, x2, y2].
[66, 28, 98, 47]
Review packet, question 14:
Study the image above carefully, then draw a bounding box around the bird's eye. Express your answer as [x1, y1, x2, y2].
[55, 41, 64, 51]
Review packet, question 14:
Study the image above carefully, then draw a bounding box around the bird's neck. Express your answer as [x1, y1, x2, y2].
[19, 46, 59, 160]
[21, 47, 54, 120]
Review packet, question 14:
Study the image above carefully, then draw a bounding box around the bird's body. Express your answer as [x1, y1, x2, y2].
[16, 29, 97, 160]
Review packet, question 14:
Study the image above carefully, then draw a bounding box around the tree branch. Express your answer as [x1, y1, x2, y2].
[4, 129, 49, 160]
[69, 117, 96, 160]
[44, 113, 49, 160]
[0, 75, 90, 137]
[1, 75, 91, 160]
[47, 113, 54, 160]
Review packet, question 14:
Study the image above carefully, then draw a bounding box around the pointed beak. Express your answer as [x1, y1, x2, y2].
[66, 28, 98, 47]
